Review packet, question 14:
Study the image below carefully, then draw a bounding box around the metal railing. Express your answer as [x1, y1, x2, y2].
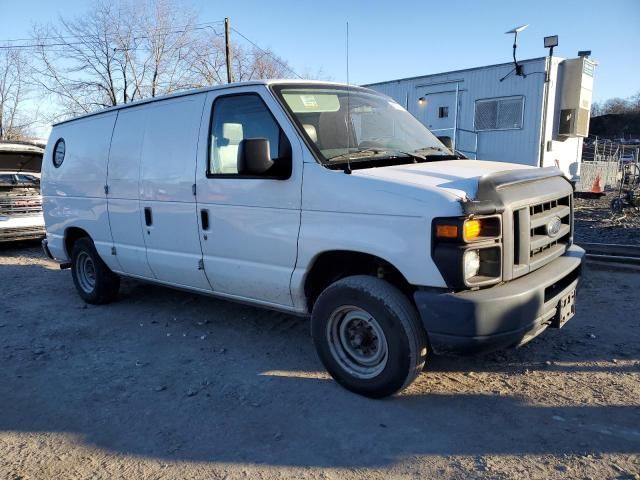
[430, 127, 479, 159]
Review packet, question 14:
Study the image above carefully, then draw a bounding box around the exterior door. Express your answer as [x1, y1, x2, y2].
[106, 108, 156, 278]
[194, 86, 303, 307]
[415, 90, 457, 142]
[139, 94, 212, 291]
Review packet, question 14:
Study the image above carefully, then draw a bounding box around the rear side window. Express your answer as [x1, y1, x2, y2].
[53, 138, 66, 167]
[208, 94, 290, 176]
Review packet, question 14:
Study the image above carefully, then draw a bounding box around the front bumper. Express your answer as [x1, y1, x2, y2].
[415, 245, 585, 354]
[0, 214, 45, 243]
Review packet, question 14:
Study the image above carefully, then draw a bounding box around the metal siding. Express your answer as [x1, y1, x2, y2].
[368, 59, 548, 167]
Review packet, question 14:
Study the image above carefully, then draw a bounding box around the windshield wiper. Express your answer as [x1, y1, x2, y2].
[413, 146, 462, 160]
[328, 148, 426, 163]
[414, 146, 445, 155]
[327, 148, 388, 162]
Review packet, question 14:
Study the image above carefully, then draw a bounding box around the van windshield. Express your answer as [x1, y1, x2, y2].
[273, 85, 454, 168]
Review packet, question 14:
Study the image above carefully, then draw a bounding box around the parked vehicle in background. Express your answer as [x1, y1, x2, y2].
[41, 81, 585, 398]
[0, 141, 46, 243]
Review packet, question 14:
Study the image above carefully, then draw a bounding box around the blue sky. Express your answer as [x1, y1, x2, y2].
[1, 0, 639, 104]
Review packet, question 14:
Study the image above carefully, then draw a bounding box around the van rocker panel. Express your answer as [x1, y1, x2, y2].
[415, 245, 585, 354]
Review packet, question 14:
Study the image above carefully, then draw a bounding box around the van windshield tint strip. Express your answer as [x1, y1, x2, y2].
[271, 84, 449, 166]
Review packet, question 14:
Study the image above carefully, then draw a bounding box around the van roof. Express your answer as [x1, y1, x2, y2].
[52, 80, 358, 127]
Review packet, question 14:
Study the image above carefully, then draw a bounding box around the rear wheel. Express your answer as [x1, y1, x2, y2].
[71, 237, 120, 304]
[311, 275, 428, 398]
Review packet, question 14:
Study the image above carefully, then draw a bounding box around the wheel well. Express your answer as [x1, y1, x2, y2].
[304, 251, 414, 311]
[64, 227, 90, 258]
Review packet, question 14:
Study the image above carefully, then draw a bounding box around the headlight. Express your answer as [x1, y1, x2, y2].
[432, 215, 503, 289]
[463, 249, 480, 280]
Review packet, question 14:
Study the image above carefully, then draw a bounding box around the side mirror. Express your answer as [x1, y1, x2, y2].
[238, 138, 274, 175]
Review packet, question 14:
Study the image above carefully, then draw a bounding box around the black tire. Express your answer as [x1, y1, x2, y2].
[311, 275, 428, 398]
[71, 237, 120, 304]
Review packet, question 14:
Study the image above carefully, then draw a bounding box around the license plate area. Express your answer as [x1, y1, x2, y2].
[552, 288, 576, 328]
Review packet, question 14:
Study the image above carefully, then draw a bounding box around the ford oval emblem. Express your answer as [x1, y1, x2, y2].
[546, 216, 562, 237]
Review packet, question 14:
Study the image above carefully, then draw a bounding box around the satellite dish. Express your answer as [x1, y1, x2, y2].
[500, 24, 529, 81]
[505, 24, 529, 34]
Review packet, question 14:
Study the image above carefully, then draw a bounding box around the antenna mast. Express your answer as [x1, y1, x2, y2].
[345, 21, 352, 174]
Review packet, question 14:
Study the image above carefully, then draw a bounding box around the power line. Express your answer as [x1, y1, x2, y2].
[0, 20, 225, 50]
[230, 27, 303, 79]
[1, 18, 304, 83]
[0, 20, 224, 44]
[0, 19, 303, 81]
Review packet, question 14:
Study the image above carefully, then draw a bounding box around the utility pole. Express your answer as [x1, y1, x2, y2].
[224, 17, 233, 84]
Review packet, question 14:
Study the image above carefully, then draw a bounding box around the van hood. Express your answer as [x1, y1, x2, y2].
[0, 141, 45, 173]
[353, 159, 533, 200]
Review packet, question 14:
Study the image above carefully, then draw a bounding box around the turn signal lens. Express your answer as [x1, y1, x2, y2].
[436, 224, 458, 239]
[463, 219, 482, 241]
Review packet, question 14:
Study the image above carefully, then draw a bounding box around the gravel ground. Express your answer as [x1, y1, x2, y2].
[575, 190, 640, 245]
[1, 242, 639, 480]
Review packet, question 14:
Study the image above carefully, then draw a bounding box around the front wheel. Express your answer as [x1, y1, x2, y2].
[71, 237, 120, 304]
[311, 275, 428, 398]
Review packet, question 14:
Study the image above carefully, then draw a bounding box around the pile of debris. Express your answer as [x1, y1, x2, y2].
[574, 190, 640, 245]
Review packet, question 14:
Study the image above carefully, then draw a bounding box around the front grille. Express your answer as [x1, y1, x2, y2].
[513, 194, 572, 277]
[0, 189, 43, 217]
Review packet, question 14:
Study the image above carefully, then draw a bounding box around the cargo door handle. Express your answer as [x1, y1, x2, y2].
[200, 209, 210, 231]
[144, 207, 153, 226]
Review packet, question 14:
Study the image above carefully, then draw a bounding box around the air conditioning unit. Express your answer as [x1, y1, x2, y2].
[559, 107, 590, 137]
[558, 57, 595, 137]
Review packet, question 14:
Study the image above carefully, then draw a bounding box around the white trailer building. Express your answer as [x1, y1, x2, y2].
[365, 56, 596, 180]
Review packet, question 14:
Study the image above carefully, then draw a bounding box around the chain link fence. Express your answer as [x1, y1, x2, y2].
[576, 137, 640, 192]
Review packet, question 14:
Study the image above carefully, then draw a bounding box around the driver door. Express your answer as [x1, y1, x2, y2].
[194, 86, 303, 307]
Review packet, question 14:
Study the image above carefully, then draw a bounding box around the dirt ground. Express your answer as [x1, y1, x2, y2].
[0, 242, 639, 480]
[574, 191, 640, 245]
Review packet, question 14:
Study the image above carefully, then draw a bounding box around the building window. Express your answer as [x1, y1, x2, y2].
[438, 106, 449, 118]
[474, 96, 524, 131]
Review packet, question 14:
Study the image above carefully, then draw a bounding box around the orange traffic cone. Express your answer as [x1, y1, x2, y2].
[591, 174, 602, 193]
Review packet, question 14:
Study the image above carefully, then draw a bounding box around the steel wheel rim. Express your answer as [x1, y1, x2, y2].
[76, 251, 96, 293]
[326, 305, 388, 379]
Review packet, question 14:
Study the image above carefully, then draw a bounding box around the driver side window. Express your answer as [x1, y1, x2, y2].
[209, 93, 290, 177]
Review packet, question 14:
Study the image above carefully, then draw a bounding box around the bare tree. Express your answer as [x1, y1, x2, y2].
[188, 29, 233, 86]
[591, 91, 640, 117]
[187, 29, 297, 86]
[119, 0, 199, 98]
[0, 47, 32, 140]
[31, 0, 200, 118]
[30, 0, 314, 120]
[232, 44, 293, 82]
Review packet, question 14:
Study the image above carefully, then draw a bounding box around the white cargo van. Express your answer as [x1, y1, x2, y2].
[42, 81, 584, 397]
